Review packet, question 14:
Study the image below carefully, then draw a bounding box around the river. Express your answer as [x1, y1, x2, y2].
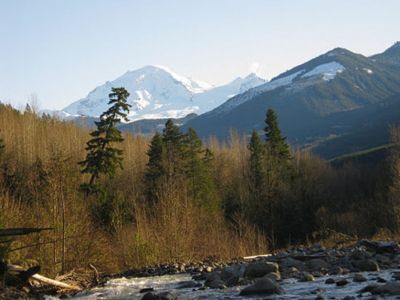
[44, 269, 400, 299]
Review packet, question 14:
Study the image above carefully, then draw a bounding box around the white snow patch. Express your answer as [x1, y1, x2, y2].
[134, 90, 151, 110]
[155, 65, 213, 94]
[129, 106, 200, 121]
[255, 69, 305, 93]
[363, 68, 373, 74]
[302, 62, 345, 81]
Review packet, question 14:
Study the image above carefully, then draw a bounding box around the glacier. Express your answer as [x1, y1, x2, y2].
[62, 66, 265, 122]
[301, 61, 345, 81]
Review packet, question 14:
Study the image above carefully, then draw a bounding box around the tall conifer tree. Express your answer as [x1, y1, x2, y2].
[248, 130, 266, 190]
[162, 119, 186, 180]
[145, 132, 165, 202]
[185, 128, 217, 209]
[264, 108, 291, 162]
[79, 87, 131, 193]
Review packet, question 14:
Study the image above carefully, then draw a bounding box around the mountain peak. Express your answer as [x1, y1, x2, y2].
[324, 47, 353, 57]
[385, 41, 400, 52]
[244, 72, 263, 80]
[389, 41, 400, 49]
[62, 65, 265, 120]
[371, 41, 400, 65]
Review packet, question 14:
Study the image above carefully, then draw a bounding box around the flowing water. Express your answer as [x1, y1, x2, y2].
[46, 269, 400, 299]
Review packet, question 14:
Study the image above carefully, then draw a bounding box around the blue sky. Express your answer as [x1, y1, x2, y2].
[0, 0, 399, 110]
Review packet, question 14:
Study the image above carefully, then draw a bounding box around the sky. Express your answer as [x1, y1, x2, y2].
[0, 0, 399, 110]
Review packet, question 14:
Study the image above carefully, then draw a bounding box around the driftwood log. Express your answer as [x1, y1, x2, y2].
[6, 264, 81, 291]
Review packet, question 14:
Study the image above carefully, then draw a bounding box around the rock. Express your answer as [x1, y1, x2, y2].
[376, 277, 387, 283]
[176, 280, 202, 289]
[353, 273, 367, 282]
[342, 296, 355, 300]
[239, 278, 285, 296]
[300, 273, 315, 282]
[375, 254, 391, 264]
[359, 283, 379, 293]
[307, 258, 329, 271]
[204, 271, 221, 282]
[243, 262, 279, 278]
[220, 265, 244, 286]
[359, 240, 399, 253]
[141, 292, 177, 300]
[140, 288, 154, 293]
[192, 273, 205, 281]
[205, 266, 213, 273]
[325, 278, 335, 284]
[393, 271, 400, 280]
[371, 282, 400, 295]
[206, 279, 226, 289]
[354, 259, 379, 272]
[204, 271, 226, 289]
[281, 257, 305, 271]
[264, 271, 281, 281]
[329, 266, 343, 275]
[336, 279, 349, 286]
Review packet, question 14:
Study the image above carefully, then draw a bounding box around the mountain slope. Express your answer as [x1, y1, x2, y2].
[62, 66, 265, 121]
[184, 43, 400, 157]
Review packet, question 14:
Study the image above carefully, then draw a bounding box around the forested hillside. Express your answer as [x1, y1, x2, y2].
[1, 101, 399, 277]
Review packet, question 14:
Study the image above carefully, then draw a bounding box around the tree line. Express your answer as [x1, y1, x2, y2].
[0, 87, 399, 277]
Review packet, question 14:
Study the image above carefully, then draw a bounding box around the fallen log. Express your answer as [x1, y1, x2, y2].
[6, 264, 81, 291]
[0, 228, 53, 237]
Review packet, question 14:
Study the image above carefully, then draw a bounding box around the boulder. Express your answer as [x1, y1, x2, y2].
[350, 249, 371, 260]
[307, 258, 329, 271]
[220, 264, 244, 286]
[206, 279, 226, 289]
[281, 257, 305, 271]
[354, 259, 379, 272]
[299, 273, 315, 282]
[264, 271, 281, 281]
[359, 240, 399, 254]
[372, 282, 400, 295]
[204, 271, 226, 289]
[239, 278, 284, 296]
[329, 266, 343, 275]
[359, 283, 379, 293]
[375, 254, 391, 264]
[353, 273, 367, 282]
[243, 262, 278, 278]
[325, 278, 335, 284]
[336, 279, 349, 286]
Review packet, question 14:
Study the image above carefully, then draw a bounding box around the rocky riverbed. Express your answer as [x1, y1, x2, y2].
[50, 240, 400, 299]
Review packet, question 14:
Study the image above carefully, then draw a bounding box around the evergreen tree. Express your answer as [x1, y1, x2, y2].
[264, 108, 291, 161]
[79, 87, 131, 193]
[184, 128, 217, 209]
[162, 119, 186, 180]
[248, 130, 266, 191]
[145, 132, 165, 202]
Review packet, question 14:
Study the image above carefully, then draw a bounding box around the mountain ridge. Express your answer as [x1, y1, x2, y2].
[183, 43, 400, 157]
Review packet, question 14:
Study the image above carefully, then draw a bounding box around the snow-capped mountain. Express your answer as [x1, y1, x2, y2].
[62, 65, 265, 121]
[184, 43, 400, 159]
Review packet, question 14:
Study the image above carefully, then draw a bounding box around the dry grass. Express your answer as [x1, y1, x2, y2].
[0, 106, 267, 275]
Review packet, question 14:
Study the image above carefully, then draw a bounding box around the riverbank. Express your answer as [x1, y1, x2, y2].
[73, 239, 400, 299]
[4, 239, 400, 299]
